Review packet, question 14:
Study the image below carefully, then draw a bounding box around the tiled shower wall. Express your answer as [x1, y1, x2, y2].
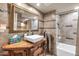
[44, 11, 56, 39]
[57, 11, 78, 45]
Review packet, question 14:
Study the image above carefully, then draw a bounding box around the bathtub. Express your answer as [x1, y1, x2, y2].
[57, 42, 76, 56]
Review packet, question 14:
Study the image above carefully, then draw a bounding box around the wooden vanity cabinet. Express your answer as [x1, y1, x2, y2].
[27, 40, 46, 56]
[2, 39, 47, 56]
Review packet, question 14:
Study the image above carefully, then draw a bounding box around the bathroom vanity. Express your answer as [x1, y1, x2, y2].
[2, 34, 46, 56]
[2, 38, 46, 56]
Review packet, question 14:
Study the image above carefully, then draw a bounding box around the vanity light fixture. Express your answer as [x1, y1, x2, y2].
[36, 3, 40, 6]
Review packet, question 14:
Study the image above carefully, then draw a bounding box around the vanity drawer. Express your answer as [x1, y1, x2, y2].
[33, 48, 43, 56]
[29, 40, 46, 56]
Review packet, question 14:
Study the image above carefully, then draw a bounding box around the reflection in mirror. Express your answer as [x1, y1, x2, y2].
[31, 19, 38, 30]
[13, 6, 38, 31]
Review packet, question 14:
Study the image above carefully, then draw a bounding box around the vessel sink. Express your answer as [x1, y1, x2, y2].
[24, 35, 44, 43]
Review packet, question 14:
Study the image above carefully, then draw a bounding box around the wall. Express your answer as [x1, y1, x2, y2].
[43, 11, 57, 55]
[57, 11, 78, 46]
[0, 3, 8, 31]
[0, 3, 9, 34]
[43, 11, 56, 38]
[0, 3, 9, 53]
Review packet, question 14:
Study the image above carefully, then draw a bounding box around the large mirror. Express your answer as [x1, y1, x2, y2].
[8, 4, 39, 33]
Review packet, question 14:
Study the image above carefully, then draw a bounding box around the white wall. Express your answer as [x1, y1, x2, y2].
[44, 11, 56, 39]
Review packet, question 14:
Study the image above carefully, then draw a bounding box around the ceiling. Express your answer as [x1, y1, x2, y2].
[27, 3, 79, 14]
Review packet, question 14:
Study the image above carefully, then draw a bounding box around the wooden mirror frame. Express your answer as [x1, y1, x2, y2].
[7, 4, 39, 33]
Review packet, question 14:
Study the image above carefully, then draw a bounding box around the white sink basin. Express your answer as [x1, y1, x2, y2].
[24, 35, 44, 43]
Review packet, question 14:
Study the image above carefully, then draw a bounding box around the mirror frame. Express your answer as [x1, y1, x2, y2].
[7, 4, 39, 33]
